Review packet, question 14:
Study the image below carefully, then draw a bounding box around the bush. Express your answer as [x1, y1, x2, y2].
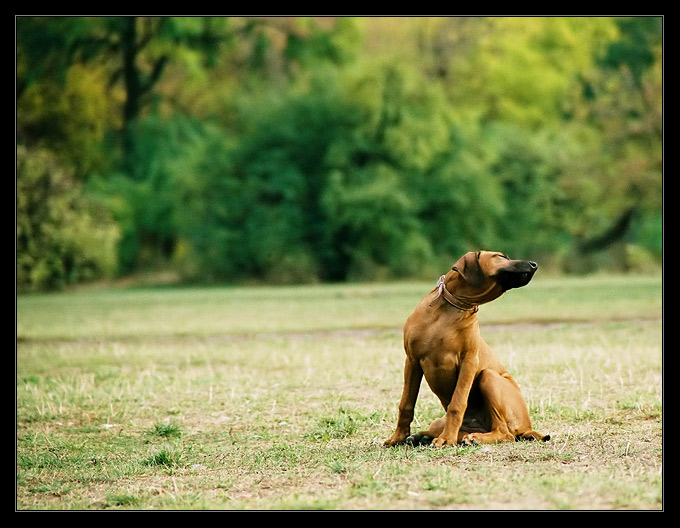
[174, 63, 512, 283]
[16, 145, 119, 291]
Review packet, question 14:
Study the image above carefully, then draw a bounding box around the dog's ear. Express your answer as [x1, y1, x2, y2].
[452, 251, 484, 287]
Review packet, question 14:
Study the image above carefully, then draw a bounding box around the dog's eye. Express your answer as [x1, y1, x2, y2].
[497, 254, 509, 260]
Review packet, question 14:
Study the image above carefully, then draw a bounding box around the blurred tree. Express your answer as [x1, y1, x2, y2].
[173, 61, 516, 282]
[171, 78, 360, 282]
[17, 17, 360, 277]
[16, 17, 663, 287]
[562, 16, 662, 269]
[601, 16, 662, 89]
[482, 123, 566, 259]
[415, 17, 492, 84]
[87, 113, 204, 273]
[417, 16, 661, 270]
[17, 61, 120, 177]
[16, 146, 119, 291]
[322, 62, 496, 278]
[446, 17, 619, 128]
[18, 17, 231, 161]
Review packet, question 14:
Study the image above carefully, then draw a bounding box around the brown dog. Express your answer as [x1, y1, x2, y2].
[384, 250, 550, 448]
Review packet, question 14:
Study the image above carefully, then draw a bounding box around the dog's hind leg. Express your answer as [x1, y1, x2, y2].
[460, 369, 531, 445]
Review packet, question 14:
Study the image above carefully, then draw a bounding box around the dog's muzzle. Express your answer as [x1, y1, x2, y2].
[496, 260, 538, 291]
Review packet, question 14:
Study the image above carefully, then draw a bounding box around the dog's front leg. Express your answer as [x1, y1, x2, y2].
[433, 354, 479, 447]
[384, 357, 423, 447]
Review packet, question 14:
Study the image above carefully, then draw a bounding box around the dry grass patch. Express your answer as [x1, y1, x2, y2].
[17, 276, 662, 510]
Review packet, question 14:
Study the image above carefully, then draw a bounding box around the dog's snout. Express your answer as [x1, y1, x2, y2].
[528, 261, 538, 270]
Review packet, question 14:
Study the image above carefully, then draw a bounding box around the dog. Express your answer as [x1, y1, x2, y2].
[384, 250, 550, 448]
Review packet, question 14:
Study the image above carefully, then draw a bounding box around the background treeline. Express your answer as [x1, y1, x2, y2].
[16, 17, 663, 291]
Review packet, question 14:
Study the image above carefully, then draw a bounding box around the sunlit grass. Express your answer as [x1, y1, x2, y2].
[17, 274, 661, 340]
[16, 275, 662, 510]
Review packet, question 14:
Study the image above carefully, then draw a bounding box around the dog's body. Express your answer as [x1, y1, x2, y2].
[384, 251, 550, 448]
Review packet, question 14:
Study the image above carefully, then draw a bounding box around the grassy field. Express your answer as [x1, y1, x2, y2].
[16, 274, 663, 510]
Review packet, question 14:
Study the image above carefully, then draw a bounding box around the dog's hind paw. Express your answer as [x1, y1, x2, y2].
[405, 433, 434, 447]
[515, 430, 551, 442]
[461, 433, 478, 446]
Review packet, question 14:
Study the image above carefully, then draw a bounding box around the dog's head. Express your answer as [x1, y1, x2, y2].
[452, 250, 538, 304]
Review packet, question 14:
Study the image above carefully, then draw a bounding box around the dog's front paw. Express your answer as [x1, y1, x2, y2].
[432, 435, 457, 448]
[383, 433, 407, 447]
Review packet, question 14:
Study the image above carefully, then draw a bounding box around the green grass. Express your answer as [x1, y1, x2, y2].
[16, 274, 662, 510]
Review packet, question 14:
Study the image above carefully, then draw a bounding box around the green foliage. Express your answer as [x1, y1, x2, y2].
[16, 146, 119, 291]
[175, 62, 511, 282]
[483, 123, 566, 257]
[17, 62, 119, 176]
[284, 17, 362, 68]
[16, 17, 663, 289]
[88, 113, 199, 272]
[173, 81, 359, 282]
[601, 17, 662, 87]
[17, 16, 95, 92]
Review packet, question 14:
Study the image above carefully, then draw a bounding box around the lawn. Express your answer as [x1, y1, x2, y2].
[16, 274, 663, 510]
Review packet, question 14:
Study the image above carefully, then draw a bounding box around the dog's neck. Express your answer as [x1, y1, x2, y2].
[429, 274, 479, 313]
